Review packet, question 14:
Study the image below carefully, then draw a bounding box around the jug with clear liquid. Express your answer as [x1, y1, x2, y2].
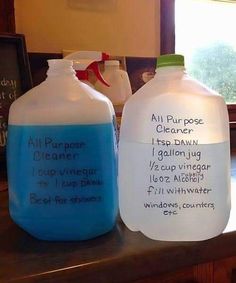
[119, 54, 231, 241]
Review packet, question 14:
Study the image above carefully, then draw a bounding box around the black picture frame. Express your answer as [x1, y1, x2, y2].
[0, 33, 33, 167]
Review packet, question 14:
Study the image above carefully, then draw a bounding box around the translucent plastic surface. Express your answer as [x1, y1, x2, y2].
[8, 124, 117, 241]
[119, 66, 231, 241]
[7, 60, 118, 241]
[95, 62, 132, 105]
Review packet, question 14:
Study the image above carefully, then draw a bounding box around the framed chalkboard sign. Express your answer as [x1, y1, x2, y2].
[0, 33, 33, 164]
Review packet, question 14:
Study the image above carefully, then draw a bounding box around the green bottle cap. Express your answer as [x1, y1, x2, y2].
[157, 54, 184, 68]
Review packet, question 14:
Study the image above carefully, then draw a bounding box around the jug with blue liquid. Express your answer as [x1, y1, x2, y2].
[7, 59, 118, 241]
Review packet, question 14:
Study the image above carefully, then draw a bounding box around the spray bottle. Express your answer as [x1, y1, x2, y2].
[95, 60, 132, 105]
[95, 60, 132, 134]
[65, 51, 110, 88]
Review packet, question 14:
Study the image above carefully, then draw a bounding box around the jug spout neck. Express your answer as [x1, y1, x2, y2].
[155, 66, 186, 79]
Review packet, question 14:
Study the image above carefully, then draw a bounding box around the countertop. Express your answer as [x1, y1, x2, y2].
[1, 156, 236, 283]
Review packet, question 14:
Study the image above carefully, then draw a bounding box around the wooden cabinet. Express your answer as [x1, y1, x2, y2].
[133, 259, 236, 283]
[214, 256, 236, 283]
[0, 0, 15, 33]
[133, 258, 236, 283]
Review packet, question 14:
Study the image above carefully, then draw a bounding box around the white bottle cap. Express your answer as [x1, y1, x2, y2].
[105, 60, 120, 66]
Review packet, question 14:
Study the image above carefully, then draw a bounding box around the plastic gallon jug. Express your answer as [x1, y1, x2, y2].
[7, 59, 118, 241]
[95, 60, 132, 105]
[95, 60, 132, 137]
[118, 54, 231, 241]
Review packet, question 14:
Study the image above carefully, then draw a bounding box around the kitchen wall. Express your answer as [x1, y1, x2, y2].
[14, 0, 160, 57]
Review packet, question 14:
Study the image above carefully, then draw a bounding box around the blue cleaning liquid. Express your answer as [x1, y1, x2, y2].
[7, 123, 118, 241]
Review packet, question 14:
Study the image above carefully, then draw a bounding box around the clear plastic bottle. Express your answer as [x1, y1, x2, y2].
[95, 60, 132, 137]
[95, 60, 132, 105]
[7, 59, 118, 241]
[119, 54, 231, 241]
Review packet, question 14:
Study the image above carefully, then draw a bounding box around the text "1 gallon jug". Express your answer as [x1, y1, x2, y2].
[118, 54, 231, 241]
